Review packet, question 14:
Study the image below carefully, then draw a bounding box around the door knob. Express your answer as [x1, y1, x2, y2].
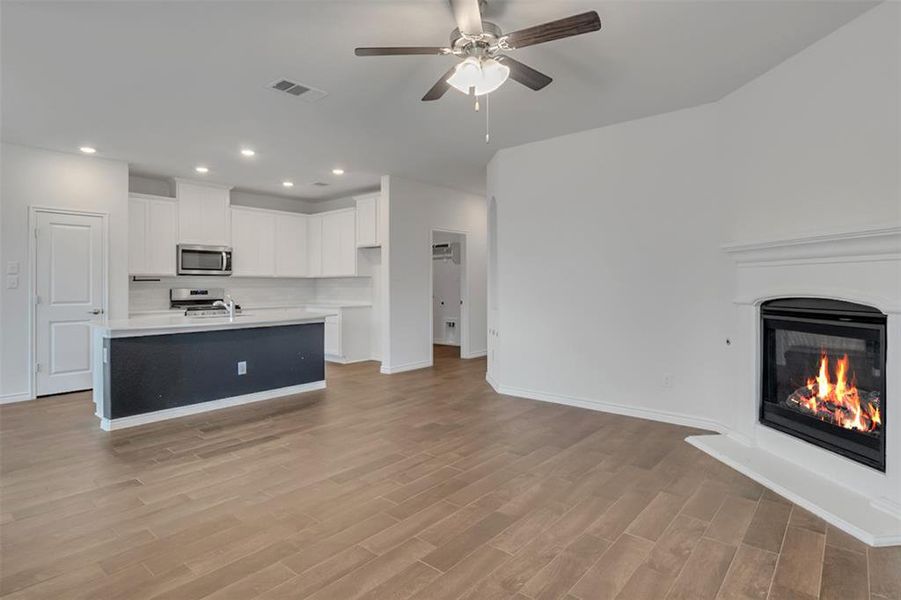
[89, 308, 104, 315]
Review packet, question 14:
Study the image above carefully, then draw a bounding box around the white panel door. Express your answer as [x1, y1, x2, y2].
[307, 215, 323, 277]
[35, 211, 104, 396]
[274, 213, 307, 277]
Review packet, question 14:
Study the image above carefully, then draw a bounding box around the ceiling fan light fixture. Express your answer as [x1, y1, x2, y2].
[447, 57, 509, 96]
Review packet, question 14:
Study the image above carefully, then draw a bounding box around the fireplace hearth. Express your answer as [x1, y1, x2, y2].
[761, 298, 886, 471]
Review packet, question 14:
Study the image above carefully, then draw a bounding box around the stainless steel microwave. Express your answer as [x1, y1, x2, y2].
[177, 244, 232, 276]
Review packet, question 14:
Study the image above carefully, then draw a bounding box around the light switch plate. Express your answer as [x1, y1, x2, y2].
[237, 361, 247, 375]
[6, 275, 18, 289]
[6, 262, 19, 275]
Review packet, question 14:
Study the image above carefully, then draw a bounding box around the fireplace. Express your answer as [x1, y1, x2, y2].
[760, 298, 886, 471]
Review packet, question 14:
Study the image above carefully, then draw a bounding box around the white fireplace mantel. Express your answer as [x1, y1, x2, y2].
[690, 223, 901, 546]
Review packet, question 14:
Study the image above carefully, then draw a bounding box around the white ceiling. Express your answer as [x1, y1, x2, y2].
[1, 0, 877, 200]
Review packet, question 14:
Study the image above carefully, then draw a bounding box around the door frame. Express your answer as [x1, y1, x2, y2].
[429, 228, 469, 364]
[28, 206, 110, 399]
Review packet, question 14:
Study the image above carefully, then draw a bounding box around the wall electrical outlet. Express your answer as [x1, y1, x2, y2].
[237, 361, 247, 375]
[662, 374, 674, 389]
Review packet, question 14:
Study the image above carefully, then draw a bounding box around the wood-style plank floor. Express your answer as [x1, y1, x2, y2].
[1, 346, 898, 599]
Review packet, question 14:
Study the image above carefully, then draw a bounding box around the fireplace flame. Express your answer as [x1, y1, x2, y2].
[798, 354, 880, 433]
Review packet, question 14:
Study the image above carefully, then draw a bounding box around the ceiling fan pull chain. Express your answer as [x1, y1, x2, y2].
[485, 94, 490, 144]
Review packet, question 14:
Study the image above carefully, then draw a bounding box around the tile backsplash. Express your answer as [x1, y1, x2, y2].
[129, 276, 371, 313]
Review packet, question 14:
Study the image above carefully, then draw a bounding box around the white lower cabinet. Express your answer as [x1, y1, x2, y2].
[307, 306, 371, 363]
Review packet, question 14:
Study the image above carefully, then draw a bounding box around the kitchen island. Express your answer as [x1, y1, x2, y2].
[91, 309, 332, 430]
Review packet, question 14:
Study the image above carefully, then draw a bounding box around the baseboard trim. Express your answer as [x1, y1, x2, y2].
[380, 360, 433, 374]
[687, 434, 901, 547]
[0, 392, 35, 405]
[326, 356, 374, 365]
[495, 382, 724, 434]
[461, 349, 487, 359]
[99, 380, 327, 431]
[485, 373, 499, 392]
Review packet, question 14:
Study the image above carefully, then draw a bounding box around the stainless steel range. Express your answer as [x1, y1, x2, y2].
[170, 288, 241, 317]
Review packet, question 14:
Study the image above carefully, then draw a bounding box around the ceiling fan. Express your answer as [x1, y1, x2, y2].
[355, 0, 601, 101]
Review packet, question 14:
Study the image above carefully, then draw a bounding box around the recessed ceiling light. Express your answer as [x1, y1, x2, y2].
[331, 168, 345, 175]
[282, 180, 294, 188]
[240, 148, 255, 157]
[195, 166, 209, 174]
[79, 146, 97, 154]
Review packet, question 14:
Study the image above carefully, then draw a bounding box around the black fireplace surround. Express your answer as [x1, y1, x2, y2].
[760, 298, 886, 471]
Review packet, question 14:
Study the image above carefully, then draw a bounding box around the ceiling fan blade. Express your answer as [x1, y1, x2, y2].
[422, 65, 459, 101]
[450, 0, 483, 35]
[355, 47, 448, 56]
[502, 11, 601, 49]
[499, 56, 552, 91]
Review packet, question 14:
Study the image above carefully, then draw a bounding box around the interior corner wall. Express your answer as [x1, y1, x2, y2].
[383, 176, 486, 373]
[487, 104, 730, 428]
[487, 1, 900, 431]
[1, 143, 129, 400]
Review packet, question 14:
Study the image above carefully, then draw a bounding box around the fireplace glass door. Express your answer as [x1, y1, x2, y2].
[760, 298, 886, 471]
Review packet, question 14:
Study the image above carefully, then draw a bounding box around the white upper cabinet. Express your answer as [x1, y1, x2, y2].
[176, 180, 231, 246]
[128, 194, 177, 276]
[355, 193, 380, 247]
[230, 207, 275, 277]
[321, 209, 356, 276]
[128, 196, 148, 275]
[307, 214, 323, 277]
[274, 213, 308, 277]
[178, 202, 356, 279]
[147, 199, 178, 275]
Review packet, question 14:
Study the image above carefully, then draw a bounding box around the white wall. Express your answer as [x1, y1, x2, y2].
[230, 189, 313, 214]
[129, 174, 172, 197]
[487, 104, 731, 427]
[719, 1, 900, 242]
[486, 2, 900, 430]
[383, 176, 486, 372]
[1, 143, 129, 400]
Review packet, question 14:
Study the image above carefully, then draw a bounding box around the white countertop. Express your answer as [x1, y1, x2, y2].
[128, 301, 371, 317]
[94, 308, 336, 338]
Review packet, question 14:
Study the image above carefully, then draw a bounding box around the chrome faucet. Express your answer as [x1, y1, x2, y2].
[212, 295, 236, 320]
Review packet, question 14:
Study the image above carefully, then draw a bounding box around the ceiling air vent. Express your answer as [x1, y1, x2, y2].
[268, 79, 328, 102]
[312, 182, 329, 187]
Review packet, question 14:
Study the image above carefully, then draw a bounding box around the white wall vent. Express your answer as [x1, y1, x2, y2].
[268, 79, 328, 102]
